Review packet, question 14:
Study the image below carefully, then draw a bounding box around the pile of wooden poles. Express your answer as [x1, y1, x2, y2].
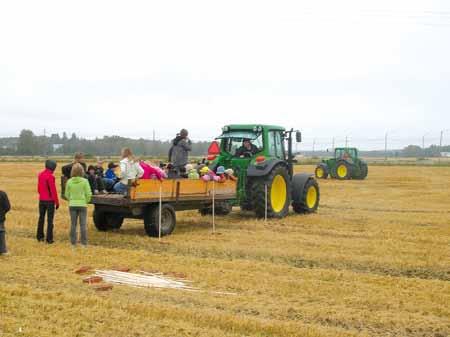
[94, 270, 197, 291]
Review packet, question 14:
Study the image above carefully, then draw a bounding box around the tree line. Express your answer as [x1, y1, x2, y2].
[0, 129, 449, 157]
[0, 130, 211, 158]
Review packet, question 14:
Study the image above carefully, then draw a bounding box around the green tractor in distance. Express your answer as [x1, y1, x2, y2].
[315, 147, 368, 180]
[205, 124, 320, 218]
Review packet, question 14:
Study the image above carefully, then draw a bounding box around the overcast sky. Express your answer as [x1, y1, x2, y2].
[0, 0, 449, 150]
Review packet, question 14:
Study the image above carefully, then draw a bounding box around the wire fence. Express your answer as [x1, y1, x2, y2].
[296, 134, 449, 152]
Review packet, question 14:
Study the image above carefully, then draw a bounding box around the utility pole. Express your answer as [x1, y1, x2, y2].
[345, 135, 348, 148]
[43, 129, 48, 158]
[332, 137, 335, 151]
[153, 129, 156, 142]
[384, 132, 388, 161]
[312, 139, 316, 155]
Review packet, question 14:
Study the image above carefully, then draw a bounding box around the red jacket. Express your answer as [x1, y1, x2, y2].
[38, 169, 59, 206]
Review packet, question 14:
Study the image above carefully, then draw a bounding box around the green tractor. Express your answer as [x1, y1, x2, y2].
[315, 147, 368, 180]
[204, 124, 320, 218]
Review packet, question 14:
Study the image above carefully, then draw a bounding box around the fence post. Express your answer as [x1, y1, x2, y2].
[158, 182, 162, 241]
[212, 180, 216, 233]
[265, 184, 268, 222]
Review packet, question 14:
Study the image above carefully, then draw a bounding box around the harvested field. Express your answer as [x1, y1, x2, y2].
[0, 163, 449, 337]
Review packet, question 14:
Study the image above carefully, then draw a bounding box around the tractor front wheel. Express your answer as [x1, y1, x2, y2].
[315, 164, 329, 179]
[334, 161, 352, 180]
[251, 165, 291, 218]
[292, 178, 320, 213]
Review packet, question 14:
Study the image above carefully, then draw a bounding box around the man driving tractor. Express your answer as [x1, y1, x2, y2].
[235, 138, 259, 157]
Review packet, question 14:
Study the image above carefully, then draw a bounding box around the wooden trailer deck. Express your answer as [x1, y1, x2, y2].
[91, 178, 237, 206]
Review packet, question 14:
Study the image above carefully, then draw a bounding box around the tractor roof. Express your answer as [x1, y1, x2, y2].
[335, 147, 358, 150]
[223, 124, 285, 131]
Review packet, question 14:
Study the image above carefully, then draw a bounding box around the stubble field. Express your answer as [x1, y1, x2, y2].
[0, 163, 449, 337]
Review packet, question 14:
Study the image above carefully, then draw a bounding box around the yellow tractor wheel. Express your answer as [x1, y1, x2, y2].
[292, 177, 320, 213]
[315, 164, 329, 179]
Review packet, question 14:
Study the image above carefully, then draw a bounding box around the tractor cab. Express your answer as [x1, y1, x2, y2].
[335, 147, 357, 162]
[210, 125, 301, 175]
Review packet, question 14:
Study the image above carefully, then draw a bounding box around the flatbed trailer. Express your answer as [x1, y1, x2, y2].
[90, 179, 237, 237]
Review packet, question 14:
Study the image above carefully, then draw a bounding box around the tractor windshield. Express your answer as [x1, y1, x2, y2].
[217, 131, 263, 155]
[336, 148, 357, 159]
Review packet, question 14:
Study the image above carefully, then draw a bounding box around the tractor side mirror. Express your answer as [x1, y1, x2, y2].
[295, 131, 302, 143]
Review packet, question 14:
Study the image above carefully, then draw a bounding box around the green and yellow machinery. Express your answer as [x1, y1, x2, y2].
[315, 147, 368, 180]
[206, 124, 320, 218]
[87, 124, 320, 237]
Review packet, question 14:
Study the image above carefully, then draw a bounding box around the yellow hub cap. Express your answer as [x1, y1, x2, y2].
[337, 164, 347, 178]
[306, 186, 317, 209]
[316, 167, 324, 178]
[271, 175, 287, 213]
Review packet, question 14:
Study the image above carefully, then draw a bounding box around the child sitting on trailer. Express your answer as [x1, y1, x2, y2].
[140, 160, 167, 181]
[87, 165, 106, 194]
[187, 164, 200, 180]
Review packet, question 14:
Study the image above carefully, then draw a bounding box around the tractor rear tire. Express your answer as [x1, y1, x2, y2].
[93, 210, 124, 231]
[199, 202, 232, 216]
[315, 164, 329, 179]
[357, 163, 368, 180]
[144, 204, 176, 237]
[251, 165, 291, 218]
[292, 178, 320, 213]
[334, 161, 352, 180]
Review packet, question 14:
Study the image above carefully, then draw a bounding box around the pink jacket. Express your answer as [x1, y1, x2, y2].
[139, 162, 166, 181]
[37, 169, 59, 207]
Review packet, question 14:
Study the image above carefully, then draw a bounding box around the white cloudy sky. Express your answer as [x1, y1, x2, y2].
[0, 0, 449, 149]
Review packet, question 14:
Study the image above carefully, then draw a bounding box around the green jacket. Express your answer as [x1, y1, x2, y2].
[65, 177, 92, 207]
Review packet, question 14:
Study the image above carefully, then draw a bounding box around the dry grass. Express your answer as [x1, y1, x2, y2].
[0, 163, 449, 337]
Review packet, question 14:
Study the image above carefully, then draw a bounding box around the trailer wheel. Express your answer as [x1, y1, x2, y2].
[108, 214, 124, 230]
[93, 209, 109, 231]
[93, 209, 124, 231]
[144, 204, 176, 237]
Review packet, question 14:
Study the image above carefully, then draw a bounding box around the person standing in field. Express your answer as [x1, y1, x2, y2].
[0, 190, 11, 256]
[62, 152, 87, 179]
[65, 163, 92, 247]
[169, 129, 192, 177]
[36, 160, 59, 244]
[114, 148, 144, 194]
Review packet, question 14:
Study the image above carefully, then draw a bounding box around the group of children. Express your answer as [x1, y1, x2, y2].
[0, 147, 238, 255]
[184, 164, 237, 183]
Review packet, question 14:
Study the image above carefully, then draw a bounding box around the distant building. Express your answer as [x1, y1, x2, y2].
[52, 144, 63, 152]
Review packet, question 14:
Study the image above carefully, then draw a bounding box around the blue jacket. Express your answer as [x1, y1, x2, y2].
[105, 169, 117, 180]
